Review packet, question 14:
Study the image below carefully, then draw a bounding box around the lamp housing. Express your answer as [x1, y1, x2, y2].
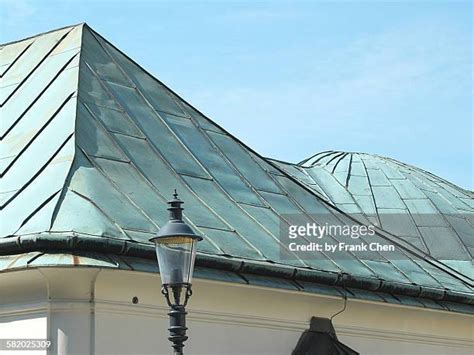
[150, 191, 202, 306]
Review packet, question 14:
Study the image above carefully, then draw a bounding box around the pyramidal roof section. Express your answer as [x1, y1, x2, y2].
[1, 24, 83, 237]
[1, 24, 473, 303]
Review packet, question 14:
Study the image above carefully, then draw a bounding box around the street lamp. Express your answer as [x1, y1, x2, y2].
[150, 190, 202, 355]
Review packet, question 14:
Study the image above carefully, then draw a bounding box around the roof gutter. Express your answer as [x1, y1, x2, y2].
[1, 234, 473, 306]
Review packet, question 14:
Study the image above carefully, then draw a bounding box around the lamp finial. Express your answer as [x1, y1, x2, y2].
[168, 189, 183, 220]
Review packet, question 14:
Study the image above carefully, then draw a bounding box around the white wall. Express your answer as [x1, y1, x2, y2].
[1, 267, 473, 355]
[0, 269, 48, 355]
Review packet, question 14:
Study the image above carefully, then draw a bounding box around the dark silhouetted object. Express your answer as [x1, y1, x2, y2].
[292, 317, 359, 355]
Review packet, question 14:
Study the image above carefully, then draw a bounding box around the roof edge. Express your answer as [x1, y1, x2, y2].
[0, 233, 473, 307]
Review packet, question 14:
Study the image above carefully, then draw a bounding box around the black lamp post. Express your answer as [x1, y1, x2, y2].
[150, 190, 202, 355]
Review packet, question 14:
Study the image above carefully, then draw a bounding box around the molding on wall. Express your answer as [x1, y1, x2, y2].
[2, 298, 473, 349]
[93, 299, 474, 349]
[0, 302, 48, 318]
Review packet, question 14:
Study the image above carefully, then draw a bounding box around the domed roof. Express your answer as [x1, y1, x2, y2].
[271, 151, 474, 277]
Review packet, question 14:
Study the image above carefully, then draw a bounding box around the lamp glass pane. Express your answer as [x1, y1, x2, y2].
[154, 236, 198, 286]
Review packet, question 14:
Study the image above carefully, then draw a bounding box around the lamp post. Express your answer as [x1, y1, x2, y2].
[150, 190, 202, 355]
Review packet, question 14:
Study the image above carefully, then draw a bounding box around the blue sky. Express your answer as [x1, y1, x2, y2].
[1, 0, 472, 189]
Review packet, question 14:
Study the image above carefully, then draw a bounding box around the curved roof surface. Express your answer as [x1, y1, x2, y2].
[1, 24, 473, 313]
[271, 151, 474, 278]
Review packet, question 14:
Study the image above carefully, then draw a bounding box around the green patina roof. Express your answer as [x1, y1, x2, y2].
[1, 24, 473, 312]
[271, 152, 474, 278]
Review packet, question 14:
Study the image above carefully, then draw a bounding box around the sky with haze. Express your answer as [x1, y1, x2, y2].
[1, 0, 472, 189]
